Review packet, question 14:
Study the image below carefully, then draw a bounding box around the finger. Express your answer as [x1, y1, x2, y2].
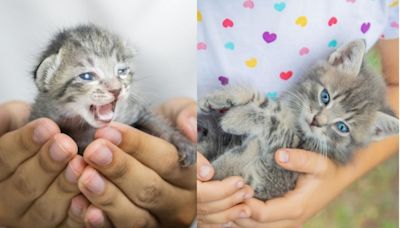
[235, 218, 297, 228]
[57, 195, 89, 228]
[198, 185, 253, 215]
[0, 118, 60, 180]
[0, 101, 31, 136]
[197, 204, 251, 225]
[275, 149, 336, 175]
[197, 152, 214, 181]
[176, 102, 197, 142]
[78, 167, 158, 228]
[197, 176, 246, 203]
[21, 155, 85, 226]
[0, 133, 77, 214]
[95, 124, 195, 189]
[82, 139, 195, 225]
[244, 196, 306, 223]
[84, 205, 113, 228]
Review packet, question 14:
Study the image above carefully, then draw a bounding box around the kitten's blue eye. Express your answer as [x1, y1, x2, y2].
[320, 89, 330, 105]
[79, 72, 95, 81]
[336, 121, 349, 133]
[117, 67, 130, 78]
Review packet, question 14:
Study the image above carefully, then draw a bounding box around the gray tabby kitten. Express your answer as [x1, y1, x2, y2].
[30, 25, 195, 166]
[198, 40, 399, 200]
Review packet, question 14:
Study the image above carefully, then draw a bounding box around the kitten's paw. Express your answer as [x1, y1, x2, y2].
[171, 132, 196, 167]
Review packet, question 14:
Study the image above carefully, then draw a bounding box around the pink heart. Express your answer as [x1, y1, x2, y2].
[391, 21, 399, 29]
[299, 47, 309, 56]
[222, 18, 234, 28]
[346, 0, 356, 3]
[328, 17, 337, 26]
[263, 32, 277, 43]
[361, 22, 371, 34]
[218, 76, 229, 86]
[197, 42, 207, 50]
[280, 71, 293, 80]
[243, 0, 254, 9]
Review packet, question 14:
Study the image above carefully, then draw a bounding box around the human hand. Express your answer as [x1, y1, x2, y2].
[197, 152, 254, 227]
[0, 115, 86, 227]
[234, 149, 345, 228]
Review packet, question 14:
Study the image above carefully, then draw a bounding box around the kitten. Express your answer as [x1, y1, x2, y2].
[198, 40, 399, 200]
[30, 25, 195, 167]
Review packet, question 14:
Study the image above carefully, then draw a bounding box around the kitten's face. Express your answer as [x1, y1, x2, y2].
[57, 50, 134, 128]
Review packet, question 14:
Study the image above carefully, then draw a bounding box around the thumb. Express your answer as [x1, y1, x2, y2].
[275, 149, 335, 175]
[197, 152, 215, 181]
[176, 102, 197, 143]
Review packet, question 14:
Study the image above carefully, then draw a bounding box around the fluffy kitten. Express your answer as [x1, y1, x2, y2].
[198, 40, 399, 200]
[30, 25, 195, 166]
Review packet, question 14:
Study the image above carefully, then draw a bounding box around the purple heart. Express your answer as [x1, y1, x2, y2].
[361, 22, 370, 34]
[263, 31, 277, 43]
[218, 76, 229, 85]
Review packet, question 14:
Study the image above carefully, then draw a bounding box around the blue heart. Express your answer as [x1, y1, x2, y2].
[328, 40, 337, 48]
[266, 92, 278, 100]
[274, 2, 286, 12]
[224, 42, 235, 50]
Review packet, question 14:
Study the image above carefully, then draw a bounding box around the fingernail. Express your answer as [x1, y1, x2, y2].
[50, 139, 72, 161]
[71, 199, 84, 217]
[90, 146, 112, 166]
[33, 124, 52, 144]
[82, 169, 105, 194]
[244, 192, 253, 200]
[239, 210, 250, 218]
[199, 165, 211, 178]
[236, 180, 244, 189]
[87, 208, 105, 227]
[65, 157, 85, 183]
[279, 150, 289, 163]
[98, 127, 122, 145]
[188, 117, 197, 137]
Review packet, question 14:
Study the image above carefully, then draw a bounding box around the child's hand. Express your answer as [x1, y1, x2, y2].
[197, 152, 254, 226]
[233, 149, 344, 227]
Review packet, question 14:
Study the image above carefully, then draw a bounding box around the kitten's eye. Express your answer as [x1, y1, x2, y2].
[320, 89, 330, 105]
[117, 67, 130, 79]
[79, 72, 95, 81]
[336, 121, 349, 133]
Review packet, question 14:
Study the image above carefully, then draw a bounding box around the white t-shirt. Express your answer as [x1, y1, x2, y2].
[197, 0, 399, 99]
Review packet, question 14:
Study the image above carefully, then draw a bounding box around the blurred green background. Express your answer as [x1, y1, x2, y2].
[305, 48, 399, 228]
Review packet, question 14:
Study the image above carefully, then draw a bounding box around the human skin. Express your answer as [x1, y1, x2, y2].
[197, 39, 399, 228]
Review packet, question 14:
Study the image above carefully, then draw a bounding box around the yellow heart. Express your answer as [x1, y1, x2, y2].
[197, 10, 202, 22]
[245, 58, 257, 68]
[295, 16, 307, 27]
[389, 0, 398, 7]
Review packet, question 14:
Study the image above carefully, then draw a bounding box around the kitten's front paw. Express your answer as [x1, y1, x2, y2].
[198, 94, 234, 113]
[171, 132, 196, 167]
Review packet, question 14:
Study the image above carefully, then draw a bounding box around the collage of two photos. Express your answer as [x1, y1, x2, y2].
[0, 0, 399, 227]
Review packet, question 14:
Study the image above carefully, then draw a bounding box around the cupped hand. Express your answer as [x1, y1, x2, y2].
[0, 115, 86, 227]
[234, 149, 344, 228]
[197, 152, 253, 227]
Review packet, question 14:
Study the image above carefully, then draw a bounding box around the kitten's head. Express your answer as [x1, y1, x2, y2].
[33, 25, 136, 128]
[285, 39, 398, 163]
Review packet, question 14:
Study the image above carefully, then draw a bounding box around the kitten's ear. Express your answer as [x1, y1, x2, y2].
[35, 48, 65, 92]
[328, 39, 366, 76]
[370, 111, 399, 141]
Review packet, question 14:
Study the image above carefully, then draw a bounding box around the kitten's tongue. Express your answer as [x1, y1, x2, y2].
[96, 103, 114, 122]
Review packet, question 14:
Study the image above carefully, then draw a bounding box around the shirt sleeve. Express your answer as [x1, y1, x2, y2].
[382, 1, 399, 39]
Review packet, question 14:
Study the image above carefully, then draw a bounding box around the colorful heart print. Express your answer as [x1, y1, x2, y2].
[224, 42, 235, 50]
[218, 76, 229, 85]
[263, 32, 277, 43]
[266, 92, 278, 100]
[243, 0, 254, 9]
[295, 16, 308, 27]
[328, 17, 337, 26]
[222, 18, 234, 28]
[328, 39, 337, 48]
[299, 47, 310, 56]
[197, 10, 202, 22]
[245, 57, 257, 68]
[280, 71, 293, 80]
[274, 2, 286, 12]
[361, 22, 371, 33]
[197, 42, 207, 50]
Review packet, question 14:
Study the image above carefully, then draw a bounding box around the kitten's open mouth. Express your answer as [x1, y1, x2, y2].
[90, 101, 117, 123]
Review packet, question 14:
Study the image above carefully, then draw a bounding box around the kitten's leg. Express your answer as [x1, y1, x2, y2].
[199, 86, 266, 113]
[134, 109, 196, 167]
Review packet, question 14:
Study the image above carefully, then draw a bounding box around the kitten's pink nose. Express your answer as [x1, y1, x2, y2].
[310, 116, 320, 127]
[110, 89, 121, 99]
